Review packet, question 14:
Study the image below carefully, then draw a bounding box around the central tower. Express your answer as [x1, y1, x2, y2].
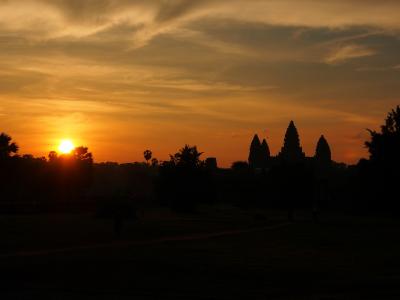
[279, 120, 305, 163]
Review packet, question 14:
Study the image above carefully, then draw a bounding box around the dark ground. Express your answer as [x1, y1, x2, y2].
[1, 207, 400, 299]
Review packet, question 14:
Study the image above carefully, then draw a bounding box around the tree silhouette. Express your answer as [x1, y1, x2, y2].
[0, 133, 18, 160]
[0, 133, 19, 206]
[151, 158, 159, 167]
[143, 150, 152, 165]
[170, 145, 203, 168]
[72, 146, 93, 164]
[362, 105, 400, 212]
[48, 150, 58, 162]
[366, 105, 400, 164]
[156, 145, 215, 212]
[47, 146, 94, 203]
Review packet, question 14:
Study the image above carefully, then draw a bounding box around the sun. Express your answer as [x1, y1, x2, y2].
[58, 139, 75, 154]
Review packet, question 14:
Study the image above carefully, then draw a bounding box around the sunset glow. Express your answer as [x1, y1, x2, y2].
[0, 1, 399, 165]
[58, 140, 75, 154]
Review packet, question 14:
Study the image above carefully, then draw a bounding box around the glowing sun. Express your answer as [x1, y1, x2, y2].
[58, 139, 75, 154]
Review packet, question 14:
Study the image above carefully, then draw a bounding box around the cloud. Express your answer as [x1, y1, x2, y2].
[0, 0, 399, 164]
[325, 44, 376, 64]
[1, 1, 400, 46]
[356, 64, 400, 72]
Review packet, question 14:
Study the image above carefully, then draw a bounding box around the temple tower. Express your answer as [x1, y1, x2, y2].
[260, 138, 270, 168]
[315, 135, 331, 164]
[248, 134, 261, 168]
[279, 121, 305, 163]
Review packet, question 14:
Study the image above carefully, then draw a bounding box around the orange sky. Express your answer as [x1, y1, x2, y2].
[1, 1, 399, 166]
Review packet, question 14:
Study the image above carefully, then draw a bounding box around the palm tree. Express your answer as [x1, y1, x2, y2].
[171, 145, 203, 168]
[144, 149, 152, 165]
[0, 133, 18, 160]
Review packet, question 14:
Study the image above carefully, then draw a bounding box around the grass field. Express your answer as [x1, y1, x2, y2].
[1, 207, 400, 299]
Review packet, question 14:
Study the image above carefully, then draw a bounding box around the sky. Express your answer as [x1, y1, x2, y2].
[1, 0, 400, 166]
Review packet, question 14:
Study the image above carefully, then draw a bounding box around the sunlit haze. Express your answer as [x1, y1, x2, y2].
[1, 1, 400, 165]
[58, 139, 75, 154]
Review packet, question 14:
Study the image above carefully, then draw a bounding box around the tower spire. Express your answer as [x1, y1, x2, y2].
[315, 135, 331, 164]
[248, 134, 261, 168]
[279, 121, 305, 163]
[260, 138, 270, 168]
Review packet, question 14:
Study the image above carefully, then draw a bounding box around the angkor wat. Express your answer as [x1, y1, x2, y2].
[248, 120, 331, 169]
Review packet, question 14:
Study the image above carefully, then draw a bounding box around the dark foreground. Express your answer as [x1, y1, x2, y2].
[1, 209, 400, 299]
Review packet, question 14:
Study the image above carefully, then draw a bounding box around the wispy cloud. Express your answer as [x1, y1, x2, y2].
[356, 64, 400, 72]
[0, 0, 399, 164]
[1, 1, 400, 46]
[325, 44, 376, 64]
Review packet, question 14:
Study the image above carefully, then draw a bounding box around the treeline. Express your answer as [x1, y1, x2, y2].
[0, 106, 399, 216]
[0, 139, 94, 213]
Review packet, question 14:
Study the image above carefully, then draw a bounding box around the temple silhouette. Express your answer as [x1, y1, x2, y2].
[248, 120, 331, 169]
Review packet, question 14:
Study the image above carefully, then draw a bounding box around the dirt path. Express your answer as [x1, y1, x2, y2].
[0, 222, 291, 259]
